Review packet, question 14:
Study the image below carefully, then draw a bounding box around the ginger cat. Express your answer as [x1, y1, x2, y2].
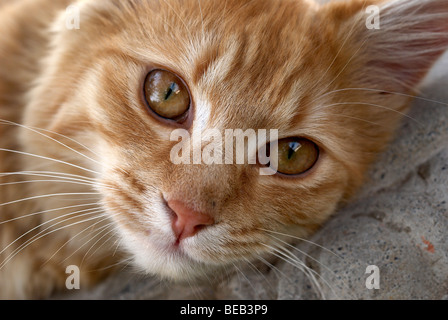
[0, 0, 447, 299]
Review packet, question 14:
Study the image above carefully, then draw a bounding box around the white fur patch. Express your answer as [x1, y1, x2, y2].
[193, 96, 212, 132]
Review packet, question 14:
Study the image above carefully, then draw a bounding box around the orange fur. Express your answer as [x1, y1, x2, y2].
[0, 0, 447, 298]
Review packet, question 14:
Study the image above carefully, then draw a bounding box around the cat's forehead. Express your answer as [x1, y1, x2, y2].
[73, 0, 325, 134]
[99, 0, 319, 127]
[160, 0, 317, 130]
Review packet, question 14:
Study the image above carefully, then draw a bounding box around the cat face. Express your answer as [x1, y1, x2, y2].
[20, 0, 448, 280]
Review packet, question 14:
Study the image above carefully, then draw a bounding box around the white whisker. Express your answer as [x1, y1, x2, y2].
[0, 210, 107, 270]
[258, 228, 343, 259]
[80, 225, 119, 267]
[231, 261, 257, 293]
[0, 148, 100, 175]
[0, 179, 98, 188]
[268, 234, 338, 276]
[0, 192, 101, 208]
[269, 236, 352, 299]
[90, 257, 133, 273]
[241, 256, 276, 298]
[69, 220, 117, 266]
[272, 243, 328, 299]
[51, 217, 116, 267]
[0, 171, 97, 182]
[316, 101, 421, 125]
[0, 119, 102, 166]
[311, 87, 448, 106]
[0, 173, 117, 191]
[313, 1, 368, 93]
[112, 237, 123, 258]
[0, 202, 99, 225]
[0, 207, 104, 257]
[331, 113, 389, 128]
[325, 39, 368, 91]
[260, 242, 327, 300]
[256, 255, 289, 283]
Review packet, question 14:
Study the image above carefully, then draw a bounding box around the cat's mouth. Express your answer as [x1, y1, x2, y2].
[129, 222, 223, 281]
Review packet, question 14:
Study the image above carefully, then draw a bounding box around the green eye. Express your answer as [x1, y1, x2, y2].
[144, 70, 190, 120]
[269, 138, 319, 175]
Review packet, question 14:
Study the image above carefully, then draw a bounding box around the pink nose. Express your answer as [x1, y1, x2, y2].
[166, 200, 214, 242]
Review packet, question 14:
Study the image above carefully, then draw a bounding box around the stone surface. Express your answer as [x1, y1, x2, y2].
[64, 51, 448, 301]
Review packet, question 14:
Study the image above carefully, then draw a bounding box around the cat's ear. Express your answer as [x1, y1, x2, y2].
[335, 0, 448, 92]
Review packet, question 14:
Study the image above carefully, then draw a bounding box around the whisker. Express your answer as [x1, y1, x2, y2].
[0, 170, 116, 190]
[0, 148, 100, 175]
[327, 113, 390, 128]
[197, 262, 213, 287]
[0, 173, 117, 191]
[0, 192, 101, 208]
[53, 217, 117, 267]
[325, 39, 368, 91]
[241, 256, 276, 298]
[260, 242, 328, 300]
[310, 87, 448, 106]
[89, 257, 133, 273]
[269, 237, 352, 299]
[256, 255, 289, 284]
[315, 101, 421, 125]
[222, 263, 234, 289]
[0, 119, 102, 165]
[112, 237, 123, 258]
[119, 258, 133, 272]
[0, 207, 104, 256]
[77, 221, 118, 267]
[313, 0, 368, 93]
[268, 234, 340, 278]
[0, 179, 100, 189]
[258, 228, 343, 260]
[0, 210, 107, 270]
[259, 230, 353, 299]
[231, 261, 257, 293]
[43, 216, 113, 266]
[0, 202, 99, 225]
[185, 273, 207, 300]
[80, 226, 119, 267]
[0, 171, 98, 182]
[271, 242, 329, 300]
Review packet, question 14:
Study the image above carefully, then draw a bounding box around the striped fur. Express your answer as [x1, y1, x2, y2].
[0, 0, 447, 298]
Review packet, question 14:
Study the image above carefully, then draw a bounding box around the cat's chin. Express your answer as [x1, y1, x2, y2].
[120, 229, 227, 282]
[134, 248, 228, 284]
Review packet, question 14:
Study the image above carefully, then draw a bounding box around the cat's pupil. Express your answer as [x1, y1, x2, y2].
[287, 142, 301, 160]
[164, 83, 178, 101]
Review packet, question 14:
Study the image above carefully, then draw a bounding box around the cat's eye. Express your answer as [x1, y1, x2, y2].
[268, 138, 319, 175]
[144, 70, 190, 120]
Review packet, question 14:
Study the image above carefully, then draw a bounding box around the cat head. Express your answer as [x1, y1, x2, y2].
[22, 0, 448, 280]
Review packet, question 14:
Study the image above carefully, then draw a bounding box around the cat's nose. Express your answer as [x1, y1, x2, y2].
[166, 200, 214, 242]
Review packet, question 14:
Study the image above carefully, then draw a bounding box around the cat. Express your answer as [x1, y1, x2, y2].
[0, 0, 447, 299]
